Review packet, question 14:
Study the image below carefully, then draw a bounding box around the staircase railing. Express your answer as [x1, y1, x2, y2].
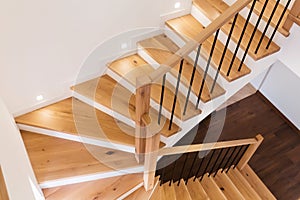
[148, 134, 263, 190]
[134, 0, 289, 191]
[283, 0, 300, 32]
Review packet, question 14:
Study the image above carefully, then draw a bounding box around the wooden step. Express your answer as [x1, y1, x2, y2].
[160, 182, 177, 200]
[249, 0, 290, 36]
[138, 34, 226, 103]
[213, 172, 246, 200]
[72, 75, 180, 138]
[149, 181, 162, 200]
[240, 164, 276, 200]
[193, 0, 280, 60]
[186, 178, 210, 200]
[166, 14, 251, 82]
[42, 173, 143, 200]
[108, 53, 201, 120]
[0, 167, 9, 200]
[21, 131, 141, 185]
[15, 98, 137, 149]
[227, 169, 262, 200]
[174, 179, 192, 200]
[200, 173, 228, 199]
[124, 185, 153, 200]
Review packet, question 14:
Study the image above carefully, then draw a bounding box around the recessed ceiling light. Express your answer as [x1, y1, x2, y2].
[121, 43, 128, 49]
[36, 95, 44, 101]
[174, 2, 181, 9]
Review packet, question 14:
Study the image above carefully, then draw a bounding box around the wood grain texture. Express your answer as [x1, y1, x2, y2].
[166, 14, 251, 82]
[0, 167, 9, 200]
[160, 182, 177, 200]
[16, 98, 136, 147]
[108, 53, 201, 120]
[124, 185, 153, 200]
[227, 169, 262, 200]
[186, 178, 210, 200]
[240, 165, 276, 200]
[250, 0, 290, 36]
[194, 0, 281, 60]
[21, 131, 140, 183]
[72, 75, 180, 138]
[138, 34, 226, 103]
[42, 173, 143, 200]
[201, 174, 228, 199]
[174, 179, 192, 200]
[213, 172, 245, 200]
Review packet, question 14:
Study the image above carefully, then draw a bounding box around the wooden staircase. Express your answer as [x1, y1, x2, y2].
[124, 166, 275, 200]
[9, 0, 297, 198]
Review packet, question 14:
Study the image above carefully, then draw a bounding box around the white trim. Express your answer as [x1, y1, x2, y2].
[73, 91, 136, 128]
[117, 182, 144, 200]
[39, 166, 145, 189]
[18, 124, 135, 153]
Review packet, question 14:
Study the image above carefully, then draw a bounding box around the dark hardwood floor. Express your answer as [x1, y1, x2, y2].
[158, 93, 300, 200]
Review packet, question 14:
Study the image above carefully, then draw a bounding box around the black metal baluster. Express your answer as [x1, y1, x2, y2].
[200, 149, 216, 181]
[214, 147, 230, 177]
[221, 146, 238, 173]
[160, 166, 166, 186]
[186, 152, 198, 184]
[238, 0, 269, 71]
[208, 148, 224, 177]
[255, 0, 280, 54]
[178, 154, 189, 186]
[226, 145, 244, 173]
[196, 29, 220, 108]
[158, 74, 166, 125]
[194, 151, 206, 181]
[266, 0, 292, 49]
[183, 44, 202, 115]
[227, 0, 257, 76]
[170, 159, 178, 186]
[169, 59, 184, 130]
[233, 144, 250, 169]
[211, 14, 238, 93]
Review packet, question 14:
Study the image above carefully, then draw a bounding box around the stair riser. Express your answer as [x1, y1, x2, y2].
[17, 124, 136, 153]
[39, 166, 144, 189]
[73, 91, 136, 128]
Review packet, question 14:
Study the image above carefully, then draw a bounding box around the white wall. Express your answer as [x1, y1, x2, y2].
[0, 0, 191, 115]
[251, 25, 300, 130]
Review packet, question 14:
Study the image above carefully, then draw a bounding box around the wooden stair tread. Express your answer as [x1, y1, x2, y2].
[193, 0, 280, 60]
[108, 53, 201, 120]
[166, 14, 251, 82]
[138, 34, 226, 102]
[124, 185, 152, 200]
[21, 131, 140, 183]
[160, 182, 177, 200]
[174, 180, 192, 200]
[42, 173, 143, 200]
[200, 174, 228, 199]
[213, 172, 246, 200]
[186, 178, 210, 200]
[15, 98, 136, 147]
[249, 0, 290, 36]
[72, 75, 180, 138]
[240, 164, 276, 200]
[227, 169, 262, 200]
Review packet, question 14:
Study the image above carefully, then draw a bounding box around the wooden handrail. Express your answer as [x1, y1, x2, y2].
[283, 0, 300, 32]
[136, 0, 252, 88]
[158, 138, 258, 156]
